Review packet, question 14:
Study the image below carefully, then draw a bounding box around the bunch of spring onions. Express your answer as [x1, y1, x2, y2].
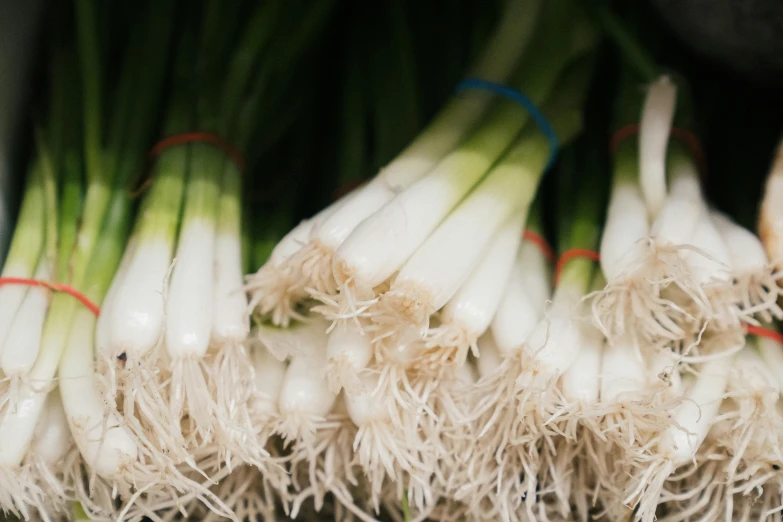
[4, 0, 783, 520]
[78, 1, 341, 519]
[577, 13, 783, 522]
[0, 1, 179, 518]
[245, 0, 611, 518]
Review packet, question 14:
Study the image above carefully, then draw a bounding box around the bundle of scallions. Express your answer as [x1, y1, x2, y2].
[0, 0, 338, 519]
[2, 0, 783, 521]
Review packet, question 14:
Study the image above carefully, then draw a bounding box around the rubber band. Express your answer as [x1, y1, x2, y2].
[131, 132, 247, 198]
[456, 78, 559, 170]
[522, 229, 555, 264]
[744, 324, 783, 345]
[610, 123, 708, 180]
[554, 249, 601, 287]
[0, 277, 100, 316]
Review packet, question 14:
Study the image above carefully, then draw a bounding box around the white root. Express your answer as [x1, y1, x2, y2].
[591, 187, 710, 347]
[345, 374, 435, 512]
[246, 218, 314, 327]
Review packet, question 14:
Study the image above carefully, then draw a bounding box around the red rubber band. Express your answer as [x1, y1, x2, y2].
[744, 324, 783, 345]
[522, 229, 555, 263]
[132, 132, 247, 198]
[554, 249, 601, 287]
[609, 123, 708, 181]
[0, 277, 100, 316]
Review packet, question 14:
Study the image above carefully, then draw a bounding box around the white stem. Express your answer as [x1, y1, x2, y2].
[326, 323, 372, 375]
[600, 179, 650, 280]
[278, 354, 337, 423]
[0, 260, 50, 376]
[0, 385, 47, 467]
[600, 335, 648, 402]
[249, 345, 287, 419]
[0, 261, 33, 359]
[710, 210, 768, 272]
[659, 354, 732, 465]
[650, 156, 703, 245]
[524, 285, 586, 375]
[31, 389, 71, 465]
[730, 346, 780, 395]
[683, 209, 732, 285]
[667, 159, 702, 202]
[376, 151, 540, 315]
[59, 308, 138, 479]
[439, 211, 524, 343]
[96, 235, 137, 356]
[649, 195, 702, 246]
[107, 236, 172, 359]
[491, 241, 549, 358]
[639, 76, 677, 219]
[166, 219, 215, 358]
[561, 323, 604, 404]
[518, 234, 553, 309]
[309, 181, 399, 256]
[759, 141, 783, 265]
[212, 230, 249, 343]
[334, 144, 508, 292]
[265, 187, 350, 267]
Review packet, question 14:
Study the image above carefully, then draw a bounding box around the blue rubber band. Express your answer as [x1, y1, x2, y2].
[456, 77, 559, 171]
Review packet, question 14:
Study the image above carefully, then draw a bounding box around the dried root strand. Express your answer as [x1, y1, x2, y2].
[309, 288, 379, 332]
[589, 240, 712, 346]
[246, 261, 308, 328]
[730, 266, 783, 324]
[288, 239, 339, 296]
[371, 281, 434, 344]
